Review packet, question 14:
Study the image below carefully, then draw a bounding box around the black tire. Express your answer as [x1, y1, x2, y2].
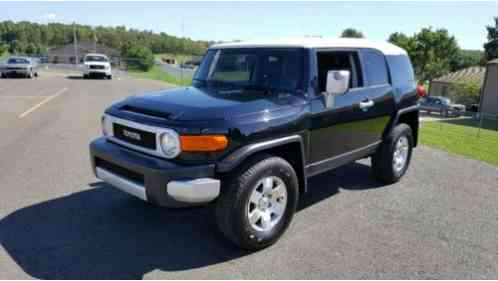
[215, 154, 299, 250]
[83, 74, 88, 79]
[372, 123, 413, 184]
[107, 75, 112, 80]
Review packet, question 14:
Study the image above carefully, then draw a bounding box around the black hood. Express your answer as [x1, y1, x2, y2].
[114, 86, 305, 122]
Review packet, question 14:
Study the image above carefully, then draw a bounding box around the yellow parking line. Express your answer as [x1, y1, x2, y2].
[18, 87, 68, 119]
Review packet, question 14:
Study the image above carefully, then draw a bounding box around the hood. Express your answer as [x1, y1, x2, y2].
[84, 61, 110, 66]
[6, 63, 30, 68]
[113, 86, 305, 122]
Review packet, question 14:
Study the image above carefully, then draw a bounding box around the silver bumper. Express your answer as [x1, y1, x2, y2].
[95, 167, 220, 204]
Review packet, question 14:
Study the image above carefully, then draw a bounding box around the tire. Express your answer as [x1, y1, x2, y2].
[107, 75, 112, 80]
[215, 154, 299, 250]
[83, 74, 88, 79]
[372, 123, 413, 184]
[27, 71, 33, 79]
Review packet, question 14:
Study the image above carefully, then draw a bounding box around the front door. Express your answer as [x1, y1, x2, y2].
[308, 50, 395, 175]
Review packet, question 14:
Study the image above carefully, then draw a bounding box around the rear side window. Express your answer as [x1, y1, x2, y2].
[363, 51, 389, 86]
[386, 55, 415, 84]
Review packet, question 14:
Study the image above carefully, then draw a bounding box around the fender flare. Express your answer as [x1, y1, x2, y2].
[216, 135, 308, 192]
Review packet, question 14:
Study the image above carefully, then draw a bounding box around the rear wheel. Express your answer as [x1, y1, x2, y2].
[215, 154, 299, 250]
[372, 123, 413, 184]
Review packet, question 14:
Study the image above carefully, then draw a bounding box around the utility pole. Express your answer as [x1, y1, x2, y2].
[180, 16, 184, 83]
[73, 22, 78, 65]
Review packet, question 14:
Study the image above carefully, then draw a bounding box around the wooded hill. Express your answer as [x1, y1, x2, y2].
[0, 20, 212, 56]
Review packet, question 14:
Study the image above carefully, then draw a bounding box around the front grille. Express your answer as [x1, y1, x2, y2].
[7, 67, 25, 70]
[113, 123, 156, 150]
[90, 65, 105, 70]
[95, 157, 145, 184]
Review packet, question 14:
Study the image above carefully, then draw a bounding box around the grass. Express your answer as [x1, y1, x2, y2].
[128, 65, 192, 86]
[0, 51, 9, 60]
[420, 118, 498, 166]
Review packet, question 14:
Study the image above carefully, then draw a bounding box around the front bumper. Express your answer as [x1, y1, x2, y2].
[84, 69, 111, 76]
[90, 137, 220, 207]
[3, 69, 30, 75]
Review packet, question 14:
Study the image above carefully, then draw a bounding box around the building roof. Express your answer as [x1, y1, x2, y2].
[211, 37, 407, 56]
[433, 66, 486, 84]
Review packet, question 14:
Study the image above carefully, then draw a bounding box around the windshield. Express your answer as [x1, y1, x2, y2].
[193, 48, 305, 95]
[8, 58, 30, 64]
[85, 56, 108, 62]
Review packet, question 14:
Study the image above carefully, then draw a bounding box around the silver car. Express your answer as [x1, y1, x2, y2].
[0, 57, 39, 78]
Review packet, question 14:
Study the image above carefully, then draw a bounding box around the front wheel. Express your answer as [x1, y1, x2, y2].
[215, 154, 299, 250]
[372, 123, 413, 184]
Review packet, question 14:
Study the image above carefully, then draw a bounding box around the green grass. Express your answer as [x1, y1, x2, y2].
[0, 51, 9, 60]
[420, 119, 498, 166]
[128, 65, 192, 86]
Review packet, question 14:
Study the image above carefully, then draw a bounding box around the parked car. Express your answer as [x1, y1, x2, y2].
[419, 96, 466, 117]
[89, 38, 419, 250]
[0, 57, 39, 78]
[82, 53, 112, 79]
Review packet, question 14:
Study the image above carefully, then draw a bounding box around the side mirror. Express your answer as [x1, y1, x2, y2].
[323, 70, 350, 108]
[326, 70, 350, 95]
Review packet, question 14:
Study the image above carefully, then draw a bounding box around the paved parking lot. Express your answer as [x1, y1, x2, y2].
[0, 73, 497, 279]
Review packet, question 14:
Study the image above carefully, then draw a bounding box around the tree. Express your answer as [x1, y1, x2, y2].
[449, 50, 485, 71]
[484, 17, 498, 61]
[340, 28, 364, 38]
[122, 43, 154, 71]
[450, 80, 482, 107]
[388, 28, 459, 81]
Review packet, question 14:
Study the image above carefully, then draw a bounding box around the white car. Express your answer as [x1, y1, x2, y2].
[82, 53, 112, 79]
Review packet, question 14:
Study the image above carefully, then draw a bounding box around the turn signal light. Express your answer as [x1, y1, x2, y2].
[180, 135, 229, 152]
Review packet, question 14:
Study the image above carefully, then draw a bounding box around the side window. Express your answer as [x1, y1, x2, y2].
[363, 51, 389, 86]
[316, 51, 363, 93]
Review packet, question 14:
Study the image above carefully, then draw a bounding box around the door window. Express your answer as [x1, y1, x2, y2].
[316, 51, 363, 93]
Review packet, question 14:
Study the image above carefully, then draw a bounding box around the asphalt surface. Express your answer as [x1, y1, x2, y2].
[0, 73, 497, 279]
[161, 63, 195, 79]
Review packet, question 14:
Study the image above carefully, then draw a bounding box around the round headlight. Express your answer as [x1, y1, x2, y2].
[101, 115, 113, 137]
[160, 130, 181, 158]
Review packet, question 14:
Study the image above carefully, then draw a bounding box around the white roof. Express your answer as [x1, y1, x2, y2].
[212, 37, 407, 56]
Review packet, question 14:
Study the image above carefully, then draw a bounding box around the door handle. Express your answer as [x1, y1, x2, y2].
[359, 99, 375, 110]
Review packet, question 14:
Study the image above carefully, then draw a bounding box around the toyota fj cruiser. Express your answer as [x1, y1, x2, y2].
[90, 38, 419, 250]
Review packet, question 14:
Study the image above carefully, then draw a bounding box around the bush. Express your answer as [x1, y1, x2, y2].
[122, 44, 154, 71]
[450, 80, 482, 107]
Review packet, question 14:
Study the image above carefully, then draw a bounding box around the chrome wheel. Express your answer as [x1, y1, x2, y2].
[393, 136, 409, 173]
[247, 176, 287, 232]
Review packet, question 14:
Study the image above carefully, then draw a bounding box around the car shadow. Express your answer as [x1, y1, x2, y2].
[0, 162, 384, 279]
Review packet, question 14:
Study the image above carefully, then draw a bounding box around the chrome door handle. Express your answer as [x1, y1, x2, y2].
[359, 100, 375, 110]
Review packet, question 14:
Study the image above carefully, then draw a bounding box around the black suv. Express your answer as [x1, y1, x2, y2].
[90, 38, 419, 250]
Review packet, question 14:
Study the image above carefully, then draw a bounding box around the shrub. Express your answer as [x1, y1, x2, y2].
[122, 44, 154, 71]
[450, 80, 482, 107]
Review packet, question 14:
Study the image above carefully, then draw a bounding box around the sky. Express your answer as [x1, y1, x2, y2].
[0, 1, 496, 50]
